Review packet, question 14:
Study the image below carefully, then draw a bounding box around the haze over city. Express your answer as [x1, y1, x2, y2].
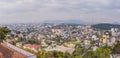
[0, 0, 120, 24]
[1, 0, 120, 58]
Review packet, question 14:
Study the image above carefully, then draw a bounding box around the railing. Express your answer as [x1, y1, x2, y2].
[3, 41, 37, 58]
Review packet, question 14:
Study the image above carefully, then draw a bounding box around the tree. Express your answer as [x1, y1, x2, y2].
[112, 41, 120, 54]
[57, 52, 65, 58]
[37, 50, 46, 58]
[73, 48, 85, 58]
[74, 56, 82, 58]
[44, 51, 54, 58]
[93, 47, 111, 58]
[64, 52, 73, 58]
[83, 51, 94, 58]
[0, 27, 10, 42]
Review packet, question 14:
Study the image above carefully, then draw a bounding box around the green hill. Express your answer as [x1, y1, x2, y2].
[92, 23, 120, 30]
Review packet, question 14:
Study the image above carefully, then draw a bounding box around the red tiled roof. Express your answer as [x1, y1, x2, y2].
[24, 44, 40, 49]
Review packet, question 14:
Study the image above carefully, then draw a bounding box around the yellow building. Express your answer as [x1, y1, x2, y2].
[101, 31, 110, 44]
[101, 35, 107, 44]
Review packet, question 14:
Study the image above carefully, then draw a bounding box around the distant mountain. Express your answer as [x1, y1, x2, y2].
[92, 23, 120, 30]
[42, 19, 89, 24]
[112, 22, 120, 25]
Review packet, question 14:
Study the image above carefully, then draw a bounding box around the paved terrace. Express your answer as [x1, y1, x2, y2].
[45, 45, 75, 54]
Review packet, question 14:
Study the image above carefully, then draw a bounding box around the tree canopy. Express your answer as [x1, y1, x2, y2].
[0, 27, 10, 41]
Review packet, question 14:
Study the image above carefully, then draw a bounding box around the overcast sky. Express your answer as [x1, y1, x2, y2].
[0, 0, 120, 23]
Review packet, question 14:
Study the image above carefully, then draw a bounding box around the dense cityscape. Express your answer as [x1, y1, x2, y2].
[0, 0, 120, 58]
[0, 23, 120, 58]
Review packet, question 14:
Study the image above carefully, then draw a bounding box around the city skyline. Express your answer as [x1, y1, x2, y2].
[0, 0, 120, 23]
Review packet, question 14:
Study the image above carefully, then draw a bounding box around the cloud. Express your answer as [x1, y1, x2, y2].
[0, 0, 120, 23]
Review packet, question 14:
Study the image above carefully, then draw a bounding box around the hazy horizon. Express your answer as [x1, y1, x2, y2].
[0, 0, 120, 24]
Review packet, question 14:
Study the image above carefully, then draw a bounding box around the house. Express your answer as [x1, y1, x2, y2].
[51, 29, 63, 35]
[23, 44, 41, 52]
[16, 42, 23, 47]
